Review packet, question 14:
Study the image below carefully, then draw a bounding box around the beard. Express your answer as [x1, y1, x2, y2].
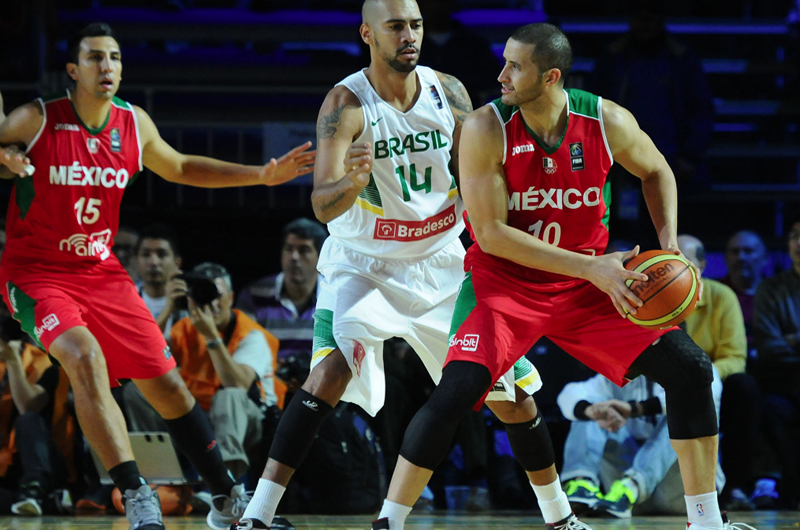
[377, 39, 419, 73]
[501, 81, 545, 107]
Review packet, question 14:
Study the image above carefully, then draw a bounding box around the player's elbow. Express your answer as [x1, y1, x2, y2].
[472, 222, 503, 257]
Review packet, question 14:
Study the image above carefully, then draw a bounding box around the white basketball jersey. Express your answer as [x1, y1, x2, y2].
[328, 66, 465, 259]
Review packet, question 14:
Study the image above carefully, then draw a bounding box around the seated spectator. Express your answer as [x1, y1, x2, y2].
[0, 339, 76, 516]
[755, 213, 800, 509]
[720, 230, 768, 357]
[124, 263, 284, 479]
[113, 226, 140, 283]
[237, 218, 327, 364]
[135, 224, 189, 340]
[558, 370, 724, 518]
[678, 234, 762, 510]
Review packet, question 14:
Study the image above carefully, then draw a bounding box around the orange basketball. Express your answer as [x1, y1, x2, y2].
[112, 485, 194, 516]
[623, 250, 700, 330]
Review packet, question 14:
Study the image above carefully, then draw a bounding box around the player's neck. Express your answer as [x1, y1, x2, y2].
[518, 89, 567, 148]
[364, 64, 419, 113]
[69, 88, 112, 130]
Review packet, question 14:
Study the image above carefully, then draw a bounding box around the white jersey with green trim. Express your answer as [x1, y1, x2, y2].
[329, 66, 464, 259]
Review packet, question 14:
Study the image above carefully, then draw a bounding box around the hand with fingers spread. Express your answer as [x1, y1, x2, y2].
[262, 141, 317, 186]
[584, 245, 649, 318]
[665, 246, 704, 302]
[342, 142, 372, 190]
[1, 146, 34, 177]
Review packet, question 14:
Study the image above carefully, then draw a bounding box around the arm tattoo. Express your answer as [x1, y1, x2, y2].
[320, 191, 347, 212]
[439, 73, 473, 124]
[317, 103, 352, 140]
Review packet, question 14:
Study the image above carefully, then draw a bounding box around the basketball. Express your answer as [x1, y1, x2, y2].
[623, 250, 700, 330]
[112, 485, 194, 516]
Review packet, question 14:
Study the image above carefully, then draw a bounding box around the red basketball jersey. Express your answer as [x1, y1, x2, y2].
[465, 89, 614, 291]
[3, 91, 142, 268]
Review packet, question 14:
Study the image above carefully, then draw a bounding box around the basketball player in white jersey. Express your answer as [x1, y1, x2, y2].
[232, 2, 573, 529]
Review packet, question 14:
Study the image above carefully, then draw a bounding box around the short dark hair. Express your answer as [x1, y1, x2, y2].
[282, 218, 328, 253]
[509, 23, 573, 82]
[68, 23, 116, 65]
[135, 223, 180, 256]
[192, 262, 233, 292]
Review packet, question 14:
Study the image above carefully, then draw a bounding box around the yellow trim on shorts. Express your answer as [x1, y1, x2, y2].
[515, 372, 541, 390]
[312, 348, 335, 363]
[448, 188, 459, 200]
[354, 197, 384, 216]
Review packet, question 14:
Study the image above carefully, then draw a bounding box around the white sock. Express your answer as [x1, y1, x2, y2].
[378, 499, 412, 529]
[685, 492, 723, 529]
[240, 479, 285, 525]
[531, 478, 572, 524]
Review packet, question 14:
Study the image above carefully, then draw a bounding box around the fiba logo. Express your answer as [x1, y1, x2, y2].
[375, 220, 397, 239]
[449, 334, 480, 352]
[59, 229, 112, 260]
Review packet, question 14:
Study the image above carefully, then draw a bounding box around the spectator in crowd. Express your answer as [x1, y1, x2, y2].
[237, 218, 326, 394]
[755, 213, 800, 509]
[0, 339, 75, 516]
[558, 370, 724, 518]
[135, 224, 189, 340]
[113, 226, 140, 283]
[124, 263, 284, 479]
[720, 230, 769, 356]
[678, 234, 762, 510]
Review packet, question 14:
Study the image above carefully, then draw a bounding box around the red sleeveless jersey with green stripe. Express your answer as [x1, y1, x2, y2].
[3, 91, 141, 269]
[465, 89, 613, 291]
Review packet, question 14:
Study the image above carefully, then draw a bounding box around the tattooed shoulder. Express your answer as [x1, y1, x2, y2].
[437, 72, 473, 117]
[317, 102, 357, 140]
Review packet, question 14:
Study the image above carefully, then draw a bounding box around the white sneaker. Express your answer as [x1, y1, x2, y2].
[206, 484, 251, 530]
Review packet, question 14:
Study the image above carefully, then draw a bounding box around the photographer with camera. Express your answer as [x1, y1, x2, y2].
[135, 224, 189, 339]
[123, 263, 283, 479]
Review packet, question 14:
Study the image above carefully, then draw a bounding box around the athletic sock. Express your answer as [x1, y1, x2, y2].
[108, 461, 147, 493]
[685, 492, 723, 529]
[163, 401, 235, 496]
[240, 479, 285, 526]
[531, 477, 572, 524]
[378, 499, 413, 529]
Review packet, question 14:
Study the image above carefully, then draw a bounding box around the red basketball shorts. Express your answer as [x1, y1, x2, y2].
[0, 263, 176, 385]
[447, 262, 675, 405]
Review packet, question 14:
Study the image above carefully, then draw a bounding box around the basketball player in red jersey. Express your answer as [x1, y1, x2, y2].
[0, 24, 313, 530]
[376, 24, 751, 530]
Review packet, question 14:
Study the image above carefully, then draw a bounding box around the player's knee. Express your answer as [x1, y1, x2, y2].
[302, 348, 351, 401]
[503, 410, 555, 472]
[489, 394, 538, 424]
[631, 330, 713, 391]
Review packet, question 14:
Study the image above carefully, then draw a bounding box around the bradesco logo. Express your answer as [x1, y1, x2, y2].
[449, 334, 480, 352]
[373, 204, 457, 241]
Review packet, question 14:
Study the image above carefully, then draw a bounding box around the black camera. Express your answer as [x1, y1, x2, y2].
[276, 353, 311, 384]
[174, 272, 221, 310]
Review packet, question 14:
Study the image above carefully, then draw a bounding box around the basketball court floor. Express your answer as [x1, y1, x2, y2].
[1, 511, 796, 530]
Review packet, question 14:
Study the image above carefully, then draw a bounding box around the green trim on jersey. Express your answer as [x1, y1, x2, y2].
[127, 171, 141, 188]
[111, 96, 133, 111]
[449, 271, 476, 338]
[601, 179, 612, 230]
[312, 309, 339, 353]
[40, 92, 69, 104]
[358, 173, 383, 208]
[566, 89, 601, 119]
[15, 176, 36, 220]
[7, 282, 45, 350]
[70, 98, 111, 136]
[490, 98, 516, 124]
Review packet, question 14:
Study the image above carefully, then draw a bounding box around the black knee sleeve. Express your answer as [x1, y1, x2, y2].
[504, 411, 554, 472]
[629, 330, 718, 439]
[400, 361, 492, 470]
[269, 389, 334, 469]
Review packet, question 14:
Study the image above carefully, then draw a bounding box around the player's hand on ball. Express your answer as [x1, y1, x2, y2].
[262, 141, 316, 186]
[343, 142, 372, 189]
[666, 246, 704, 302]
[1, 146, 33, 177]
[586, 246, 648, 318]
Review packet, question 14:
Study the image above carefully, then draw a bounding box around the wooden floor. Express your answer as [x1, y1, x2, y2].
[0, 511, 797, 530]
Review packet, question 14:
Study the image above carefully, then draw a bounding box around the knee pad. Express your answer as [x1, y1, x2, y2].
[630, 330, 717, 439]
[400, 361, 492, 470]
[269, 389, 334, 469]
[504, 411, 555, 472]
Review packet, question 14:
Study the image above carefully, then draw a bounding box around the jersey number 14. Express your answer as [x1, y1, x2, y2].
[395, 163, 432, 202]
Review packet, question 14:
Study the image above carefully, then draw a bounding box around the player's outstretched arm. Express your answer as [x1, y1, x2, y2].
[0, 102, 43, 180]
[603, 99, 678, 252]
[435, 71, 473, 185]
[310, 85, 369, 224]
[460, 106, 647, 316]
[135, 106, 315, 188]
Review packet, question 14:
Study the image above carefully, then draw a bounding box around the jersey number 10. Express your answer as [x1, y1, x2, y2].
[528, 220, 561, 246]
[395, 163, 432, 202]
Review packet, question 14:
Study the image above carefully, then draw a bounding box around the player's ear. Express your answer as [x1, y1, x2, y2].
[544, 68, 561, 87]
[360, 23, 373, 45]
[66, 63, 78, 82]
